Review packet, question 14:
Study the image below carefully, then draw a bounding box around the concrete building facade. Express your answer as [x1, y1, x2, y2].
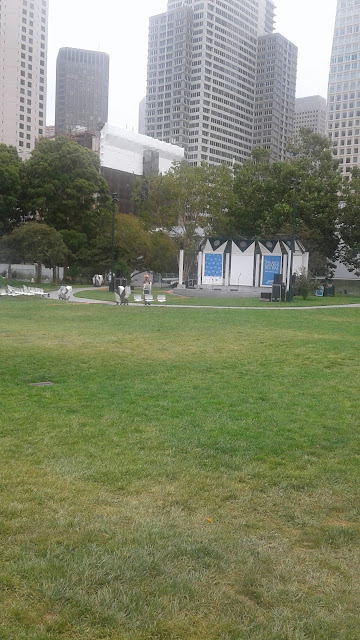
[55, 47, 109, 135]
[144, 0, 296, 166]
[295, 95, 327, 137]
[327, 0, 360, 176]
[0, 0, 48, 159]
[254, 33, 297, 161]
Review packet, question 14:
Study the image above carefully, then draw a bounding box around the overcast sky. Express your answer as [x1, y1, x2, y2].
[46, 0, 338, 128]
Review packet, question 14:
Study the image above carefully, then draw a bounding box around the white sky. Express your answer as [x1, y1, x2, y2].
[46, 0, 338, 128]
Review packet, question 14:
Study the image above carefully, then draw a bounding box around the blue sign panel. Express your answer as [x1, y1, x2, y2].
[204, 253, 223, 278]
[262, 255, 282, 286]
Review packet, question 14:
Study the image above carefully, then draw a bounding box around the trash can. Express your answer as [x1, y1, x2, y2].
[323, 283, 335, 297]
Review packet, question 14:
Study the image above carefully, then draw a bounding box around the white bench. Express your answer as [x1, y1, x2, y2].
[28, 286, 49, 297]
[144, 294, 154, 305]
[7, 285, 23, 296]
[157, 294, 166, 303]
[23, 285, 35, 296]
[133, 294, 142, 303]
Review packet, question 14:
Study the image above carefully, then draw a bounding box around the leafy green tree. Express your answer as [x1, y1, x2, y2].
[0, 144, 24, 233]
[147, 231, 178, 275]
[134, 161, 233, 278]
[338, 167, 360, 275]
[2, 222, 67, 283]
[90, 214, 151, 276]
[227, 131, 343, 275]
[21, 138, 112, 259]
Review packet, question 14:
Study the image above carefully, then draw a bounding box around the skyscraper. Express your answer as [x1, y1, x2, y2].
[55, 48, 109, 136]
[145, 0, 296, 166]
[254, 33, 297, 161]
[295, 96, 327, 137]
[0, 0, 48, 159]
[327, 0, 360, 177]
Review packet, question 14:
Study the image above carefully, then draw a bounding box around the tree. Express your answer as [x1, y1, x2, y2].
[134, 161, 233, 279]
[147, 231, 178, 275]
[2, 223, 67, 283]
[337, 167, 360, 275]
[226, 131, 343, 275]
[21, 138, 112, 261]
[0, 144, 24, 233]
[90, 214, 151, 277]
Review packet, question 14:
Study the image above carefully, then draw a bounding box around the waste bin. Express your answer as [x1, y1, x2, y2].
[323, 283, 335, 297]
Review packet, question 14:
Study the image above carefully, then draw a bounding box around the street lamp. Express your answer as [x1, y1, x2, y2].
[109, 192, 119, 292]
[287, 178, 300, 302]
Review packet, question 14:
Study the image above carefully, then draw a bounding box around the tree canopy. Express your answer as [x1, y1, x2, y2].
[223, 131, 343, 274]
[134, 161, 233, 277]
[1, 222, 67, 282]
[21, 137, 112, 242]
[0, 131, 359, 282]
[0, 144, 24, 233]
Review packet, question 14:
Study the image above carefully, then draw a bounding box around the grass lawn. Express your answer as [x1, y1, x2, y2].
[74, 287, 360, 307]
[0, 297, 359, 639]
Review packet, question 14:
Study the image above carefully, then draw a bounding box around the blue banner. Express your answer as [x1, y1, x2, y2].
[204, 253, 223, 278]
[262, 255, 282, 286]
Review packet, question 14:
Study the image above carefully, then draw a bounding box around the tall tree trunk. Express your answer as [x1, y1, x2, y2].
[7, 263, 12, 283]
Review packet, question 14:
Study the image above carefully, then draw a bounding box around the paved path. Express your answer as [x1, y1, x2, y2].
[48, 288, 360, 311]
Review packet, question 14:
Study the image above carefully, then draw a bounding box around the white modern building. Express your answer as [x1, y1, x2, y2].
[295, 95, 327, 137]
[144, 0, 296, 166]
[100, 124, 184, 176]
[60, 124, 184, 213]
[0, 0, 48, 159]
[327, 0, 360, 176]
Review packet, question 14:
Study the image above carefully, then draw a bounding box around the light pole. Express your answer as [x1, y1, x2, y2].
[287, 179, 300, 302]
[109, 192, 119, 292]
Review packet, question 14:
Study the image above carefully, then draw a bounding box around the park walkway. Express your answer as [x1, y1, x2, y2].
[48, 288, 360, 311]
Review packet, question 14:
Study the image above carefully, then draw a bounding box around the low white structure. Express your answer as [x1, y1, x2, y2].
[100, 124, 184, 176]
[178, 239, 309, 296]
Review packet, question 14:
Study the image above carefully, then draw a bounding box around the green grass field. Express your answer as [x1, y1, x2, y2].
[74, 287, 360, 307]
[1, 297, 359, 639]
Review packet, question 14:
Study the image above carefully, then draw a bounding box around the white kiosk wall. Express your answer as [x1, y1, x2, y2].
[229, 241, 255, 286]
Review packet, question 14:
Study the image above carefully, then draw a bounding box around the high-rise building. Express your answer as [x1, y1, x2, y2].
[295, 96, 327, 137]
[254, 33, 297, 161]
[327, 0, 360, 177]
[55, 48, 109, 136]
[0, 0, 48, 160]
[145, 0, 296, 166]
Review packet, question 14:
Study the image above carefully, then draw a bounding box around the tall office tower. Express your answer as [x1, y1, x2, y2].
[327, 0, 360, 177]
[145, 0, 279, 166]
[0, 0, 48, 160]
[254, 33, 297, 161]
[55, 48, 109, 135]
[295, 96, 327, 137]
